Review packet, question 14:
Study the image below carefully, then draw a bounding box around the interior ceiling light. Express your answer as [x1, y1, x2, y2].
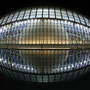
[0, 7, 90, 83]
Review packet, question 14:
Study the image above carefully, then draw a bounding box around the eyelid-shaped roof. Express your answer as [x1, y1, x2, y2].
[0, 7, 90, 27]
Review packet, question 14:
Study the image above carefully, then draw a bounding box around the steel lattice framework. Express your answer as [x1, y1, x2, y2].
[0, 7, 90, 83]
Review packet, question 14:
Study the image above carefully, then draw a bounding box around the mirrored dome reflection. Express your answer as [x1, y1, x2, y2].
[0, 49, 90, 74]
[0, 7, 90, 82]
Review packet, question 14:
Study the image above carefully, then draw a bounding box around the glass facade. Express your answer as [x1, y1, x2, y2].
[0, 7, 90, 83]
[0, 19, 90, 49]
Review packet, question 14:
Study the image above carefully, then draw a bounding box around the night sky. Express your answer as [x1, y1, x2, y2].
[0, 0, 90, 18]
[0, 0, 90, 89]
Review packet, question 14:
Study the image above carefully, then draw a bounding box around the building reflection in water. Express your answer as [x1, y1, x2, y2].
[0, 49, 90, 74]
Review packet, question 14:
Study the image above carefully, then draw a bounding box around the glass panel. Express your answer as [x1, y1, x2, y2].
[7, 14, 14, 23]
[24, 9, 30, 19]
[73, 13, 80, 23]
[30, 9, 36, 18]
[43, 75, 48, 82]
[49, 9, 55, 18]
[67, 11, 74, 21]
[56, 9, 62, 19]
[84, 17, 90, 26]
[43, 8, 48, 18]
[12, 12, 19, 21]
[2, 16, 9, 25]
[17, 11, 25, 20]
[61, 10, 68, 20]
[36, 8, 42, 18]
[79, 15, 85, 24]
[37, 75, 42, 82]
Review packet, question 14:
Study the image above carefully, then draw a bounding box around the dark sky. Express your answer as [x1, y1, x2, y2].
[0, 0, 90, 89]
[0, 0, 90, 18]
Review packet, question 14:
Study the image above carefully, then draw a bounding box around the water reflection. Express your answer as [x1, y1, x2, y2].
[0, 49, 90, 74]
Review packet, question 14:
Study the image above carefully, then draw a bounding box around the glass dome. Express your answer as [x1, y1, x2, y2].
[0, 7, 90, 83]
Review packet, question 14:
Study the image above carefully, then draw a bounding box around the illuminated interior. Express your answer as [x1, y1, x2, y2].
[0, 7, 90, 82]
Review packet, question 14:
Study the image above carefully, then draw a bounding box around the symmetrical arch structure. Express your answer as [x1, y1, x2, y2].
[0, 7, 90, 83]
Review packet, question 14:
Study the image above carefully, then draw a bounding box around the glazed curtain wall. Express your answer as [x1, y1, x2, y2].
[0, 19, 90, 45]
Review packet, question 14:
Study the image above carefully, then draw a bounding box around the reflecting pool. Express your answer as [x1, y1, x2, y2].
[0, 49, 90, 74]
